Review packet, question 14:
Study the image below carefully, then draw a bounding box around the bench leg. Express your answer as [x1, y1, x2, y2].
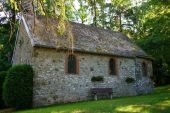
[94, 94, 98, 101]
[110, 94, 113, 99]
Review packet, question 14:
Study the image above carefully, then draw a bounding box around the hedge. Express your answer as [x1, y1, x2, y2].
[91, 76, 104, 82]
[0, 71, 7, 108]
[125, 77, 135, 84]
[3, 64, 34, 108]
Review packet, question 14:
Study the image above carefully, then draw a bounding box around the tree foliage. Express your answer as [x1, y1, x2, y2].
[0, 24, 15, 71]
[0, 0, 169, 86]
[133, 0, 170, 85]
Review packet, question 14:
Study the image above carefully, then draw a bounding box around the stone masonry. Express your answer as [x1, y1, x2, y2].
[31, 49, 153, 107]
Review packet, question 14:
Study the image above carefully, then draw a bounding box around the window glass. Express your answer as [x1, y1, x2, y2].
[109, 58, 116, 75]
[142, 62, 147, 76]
[68, 55, 77, 74]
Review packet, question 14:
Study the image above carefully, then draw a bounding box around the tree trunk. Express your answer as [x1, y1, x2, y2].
[93, 0, 97, 26]
[119, 13, 122, 32]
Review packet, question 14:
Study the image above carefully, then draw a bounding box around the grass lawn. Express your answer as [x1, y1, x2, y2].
[4, 85, 170, 113]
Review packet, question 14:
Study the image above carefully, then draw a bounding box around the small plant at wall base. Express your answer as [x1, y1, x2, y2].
[125, 77, 135, 84]
[2, 64, 34, 109]
[91, 76, 104, 82]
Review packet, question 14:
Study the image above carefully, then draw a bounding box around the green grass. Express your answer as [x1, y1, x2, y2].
[8, 86, 170, 113]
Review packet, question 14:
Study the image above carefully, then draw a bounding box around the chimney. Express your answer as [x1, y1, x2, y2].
[21, 0, 33, 15]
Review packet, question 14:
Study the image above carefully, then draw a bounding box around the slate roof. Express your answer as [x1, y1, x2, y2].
[22, 15, 151, 59]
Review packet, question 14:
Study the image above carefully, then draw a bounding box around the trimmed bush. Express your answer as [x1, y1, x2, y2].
[91, 76, 104, 82]
[3, 64, 34, 108]
[125, 77, 135, 84]
[0, 71, 7, 108]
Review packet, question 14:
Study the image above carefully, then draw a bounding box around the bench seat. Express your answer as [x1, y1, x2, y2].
[90, 88, 113, 100]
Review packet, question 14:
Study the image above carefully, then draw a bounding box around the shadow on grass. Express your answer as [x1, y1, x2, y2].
[0, 108, 15, 113]
[13, 86, 170, 113]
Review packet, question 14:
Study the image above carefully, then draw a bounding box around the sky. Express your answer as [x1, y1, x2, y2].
[0, 2, 4, 17]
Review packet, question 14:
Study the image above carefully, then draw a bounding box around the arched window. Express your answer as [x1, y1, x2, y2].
[67, 54, 77, 74]
[109, 58, 116, 75]
[142, 62, 147, 76]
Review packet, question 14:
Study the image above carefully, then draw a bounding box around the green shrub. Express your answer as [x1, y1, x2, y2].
[3, 64, 34, 108]
[91, 76, 104, 82]
[125, 77, 135, 84]
[0, 71, 7, 108]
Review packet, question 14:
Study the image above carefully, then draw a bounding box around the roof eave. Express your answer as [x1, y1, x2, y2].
[33, 44, 152, 60]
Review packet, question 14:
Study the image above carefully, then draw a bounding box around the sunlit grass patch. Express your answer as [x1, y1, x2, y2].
[156, 100, 170, 110]
[115, 104, 151, 113]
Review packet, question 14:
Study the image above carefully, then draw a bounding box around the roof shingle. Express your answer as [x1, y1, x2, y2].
[23, 15, 150, 58]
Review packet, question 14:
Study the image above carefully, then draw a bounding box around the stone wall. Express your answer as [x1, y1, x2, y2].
[32, 48, 153, 107]
[12, 21, 33, 65]
[134, 58, 154, 94]
[12, 22, 153, 107]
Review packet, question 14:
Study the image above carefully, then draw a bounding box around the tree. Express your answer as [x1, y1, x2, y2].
[0, 2, 16, 71]
[132, 0, 170, 85]
[111, 0, 132, 31]
[65, 0, 76, 21]
[77, 0, 88, 24]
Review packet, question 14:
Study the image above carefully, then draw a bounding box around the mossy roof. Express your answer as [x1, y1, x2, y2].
[22, 15, 151, 59]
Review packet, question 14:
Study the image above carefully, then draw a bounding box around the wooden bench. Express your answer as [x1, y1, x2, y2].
[90, 88, 113, 100]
